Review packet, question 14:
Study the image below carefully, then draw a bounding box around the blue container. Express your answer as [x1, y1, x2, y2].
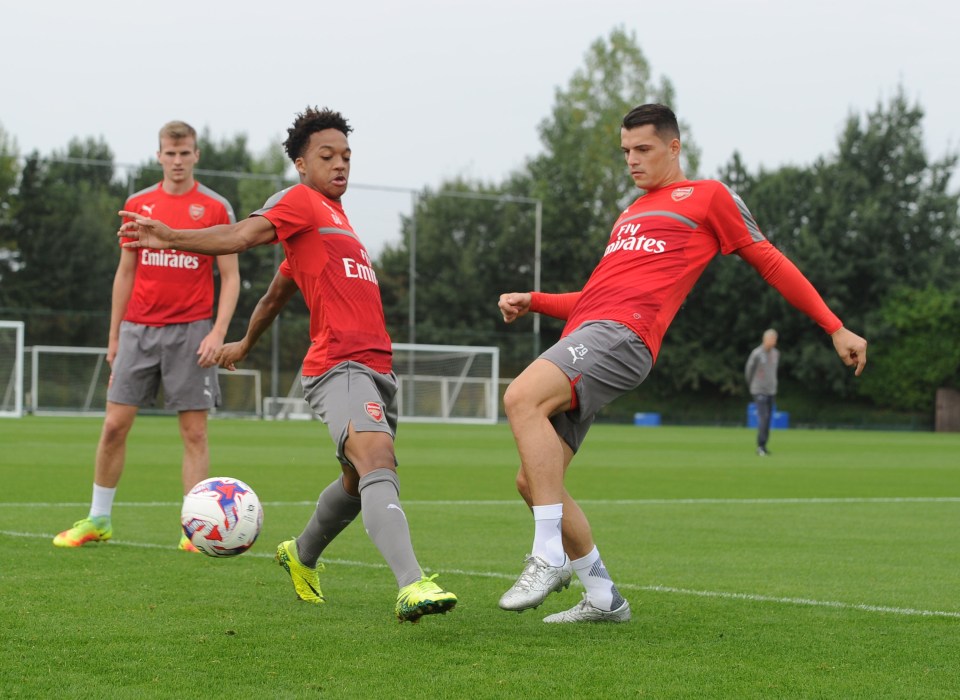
[746, 403, 789, 429]
[633, 412, 662, 427]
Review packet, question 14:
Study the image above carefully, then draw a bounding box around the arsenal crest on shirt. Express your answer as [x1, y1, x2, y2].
[671, 187, 694, 201]
[365, 402, 384, 422]
[189, 204, 206, 220]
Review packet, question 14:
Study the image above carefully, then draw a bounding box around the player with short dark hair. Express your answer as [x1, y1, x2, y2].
[116, 107, 457, 623]
[53, 120, 240, 552]
[497, 103, 867, 623]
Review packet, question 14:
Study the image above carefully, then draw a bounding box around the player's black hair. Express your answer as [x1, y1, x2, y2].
[621, 103, 680, 140]
[283, 107, 353, 161]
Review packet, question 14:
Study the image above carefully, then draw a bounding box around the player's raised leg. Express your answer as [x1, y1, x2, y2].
[499, 359, 575, 611]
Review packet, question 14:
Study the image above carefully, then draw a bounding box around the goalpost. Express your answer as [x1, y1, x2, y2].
[24, 345, 262, 417]
[0, 321, 25, 418]
[393, 343, 499, 424]
[19, 342, 497, 423]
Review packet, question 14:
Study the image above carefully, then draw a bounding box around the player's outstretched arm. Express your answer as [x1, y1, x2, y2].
[738, 241, 868, 376]
[216, 269, 300, 371]
[118, 211, 276, 256]
[830, 327, 868, 376]
[499, 291, 581, 323]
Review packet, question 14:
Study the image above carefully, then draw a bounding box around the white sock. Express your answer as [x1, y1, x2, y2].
[531, 503, 565, 566]
[89, 483, 117, 519]
[572, 546, 624, 611]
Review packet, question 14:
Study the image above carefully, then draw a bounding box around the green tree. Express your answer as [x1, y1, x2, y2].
[858, 284, 960, 411]
[669, 90, 960, 411]
[4, 139, 125, 344]
[0, 124, 21, 290]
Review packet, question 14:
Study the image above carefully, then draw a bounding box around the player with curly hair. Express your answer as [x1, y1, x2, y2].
[116, 107, 457, 623]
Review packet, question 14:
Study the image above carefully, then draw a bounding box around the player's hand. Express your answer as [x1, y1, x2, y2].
[106, 337, 119, 367]
[196, 330, 226, 368]
[117, 210, 175, 249]
[215, 341, 248, 371]
[498, 292, 531, 323]
[831, 327, 868, 376]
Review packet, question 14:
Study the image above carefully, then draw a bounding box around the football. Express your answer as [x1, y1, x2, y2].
[181, 477, 263, 557]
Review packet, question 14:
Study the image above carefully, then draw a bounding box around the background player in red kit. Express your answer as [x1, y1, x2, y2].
[54, 121, 240, 551]
[116, 107, 457, 623]
[497, 103, 868, 623]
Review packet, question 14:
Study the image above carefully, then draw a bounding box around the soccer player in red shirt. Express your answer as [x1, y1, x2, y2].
[116, 107, 457, 623]
[496, 103, 868, 623]
[53, 121, 240, 552]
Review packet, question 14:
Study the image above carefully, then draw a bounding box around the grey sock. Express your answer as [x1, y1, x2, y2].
[358, 468, 421, 588]
[296, 476, 361, 568]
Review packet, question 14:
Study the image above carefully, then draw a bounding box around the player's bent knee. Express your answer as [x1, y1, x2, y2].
[357, 467, 400, 493]
[503, 383, 535, 419]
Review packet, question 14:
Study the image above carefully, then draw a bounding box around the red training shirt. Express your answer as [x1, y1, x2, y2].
[253, 184, 392, 376]
[121, 182, 235, 326]
[561, 180, 765, 361]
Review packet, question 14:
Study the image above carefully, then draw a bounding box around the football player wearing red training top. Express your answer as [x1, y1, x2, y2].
[116, 107, 457, 623]
[54, 121, 240, 552]
[496, 103, 868, 623]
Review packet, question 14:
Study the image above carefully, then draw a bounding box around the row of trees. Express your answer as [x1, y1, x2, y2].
[1, 28, 958, 418]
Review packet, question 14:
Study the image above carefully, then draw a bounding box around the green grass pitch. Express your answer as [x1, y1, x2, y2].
[1, 416, 959, 698]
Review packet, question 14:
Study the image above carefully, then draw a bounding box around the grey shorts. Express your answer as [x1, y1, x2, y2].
[540, 320, 653, 453]
[107, 319, 220, 411]
[301, 361, 399, 467]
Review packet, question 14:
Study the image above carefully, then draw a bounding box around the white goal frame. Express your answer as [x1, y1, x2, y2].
[31, 345, 108, 416]
[26, 345, 262, 417]
[0, 321, 25, 418]
[393, 343, 499, 425]
[19, 342, 497, 423]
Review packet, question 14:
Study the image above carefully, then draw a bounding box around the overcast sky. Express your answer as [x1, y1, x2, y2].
[2, 0, 957, 257]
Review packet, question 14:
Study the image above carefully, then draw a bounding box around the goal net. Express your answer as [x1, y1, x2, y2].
[23, 343, 497, 423]
[264, 343, 500, 424]
[0, 321, 25, 418]
[393, 343, 499, 424]
[26, 345, 262, 417]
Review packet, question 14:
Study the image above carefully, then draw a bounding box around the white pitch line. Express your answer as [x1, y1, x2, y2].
[3, 496, 960, 508]
[4, 529, 959, 620]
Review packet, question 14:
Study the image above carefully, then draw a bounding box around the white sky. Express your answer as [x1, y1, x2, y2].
[2, 0, 957, 257]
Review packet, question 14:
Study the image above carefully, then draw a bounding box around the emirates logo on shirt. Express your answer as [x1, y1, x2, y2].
[189, 204, 206, 220]
[365, 402, 384, 422]
[672, 187, 694, 201]
[140, 249, 201, 269]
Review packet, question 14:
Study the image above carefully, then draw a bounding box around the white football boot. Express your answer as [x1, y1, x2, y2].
[499, 554, 573, 611]
[543, 593, 632, 623]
